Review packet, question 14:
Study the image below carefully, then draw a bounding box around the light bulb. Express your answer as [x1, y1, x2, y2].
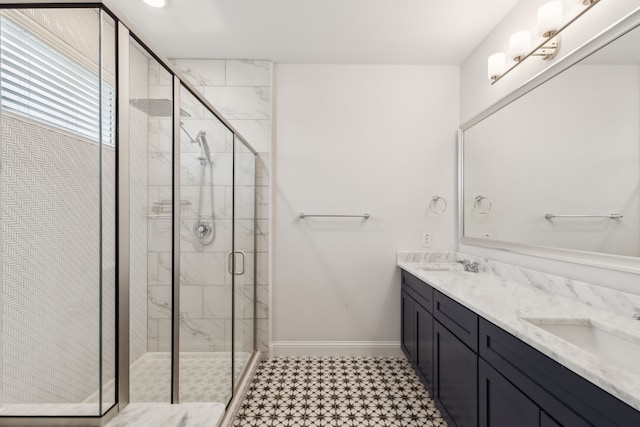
[509, 31, 531, 62]
[143, 0, 166, 8]
[538, 1, 563, 37]
[487, 53, 506, 81]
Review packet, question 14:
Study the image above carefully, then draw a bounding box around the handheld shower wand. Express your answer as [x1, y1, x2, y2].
[180, 123, 211, 164]
[195, 131, 211, 163]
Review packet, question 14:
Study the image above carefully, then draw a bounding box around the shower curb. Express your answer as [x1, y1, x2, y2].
[217, 351, 262, 427]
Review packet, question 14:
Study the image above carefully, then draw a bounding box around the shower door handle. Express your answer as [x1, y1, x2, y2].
[228, 251, 246, 275]
[236, 251, 246, 275]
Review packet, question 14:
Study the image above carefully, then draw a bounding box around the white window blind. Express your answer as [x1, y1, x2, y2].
[0, 16, 115, 146]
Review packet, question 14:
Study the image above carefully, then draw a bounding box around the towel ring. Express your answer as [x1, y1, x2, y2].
[429, 196, 447, 215]
[474, 195, 492, 214]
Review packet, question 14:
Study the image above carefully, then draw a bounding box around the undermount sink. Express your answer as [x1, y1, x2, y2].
[523, 317, 640, 375]
[416, 263, 463, 272]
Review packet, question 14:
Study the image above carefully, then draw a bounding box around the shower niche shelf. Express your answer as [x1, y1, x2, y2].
[151, 199, 191, 214]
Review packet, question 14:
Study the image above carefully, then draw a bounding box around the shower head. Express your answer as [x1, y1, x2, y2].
[129, 98, 191, 118]
[130, 99, 211, 164]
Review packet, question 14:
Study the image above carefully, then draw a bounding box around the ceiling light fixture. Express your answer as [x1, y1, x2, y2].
[143, 0, 167, 8]
[488, 0, 602, 84]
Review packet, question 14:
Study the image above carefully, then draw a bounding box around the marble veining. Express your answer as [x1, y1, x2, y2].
[105, 402, 225, 427]
[398, 256, 640, 412]
[462, 253, 640, 319]
[396, 251, 458, 264]
[226, 60, 271, 87]
[172, 59, 226, 88]
[398, 251, 640, 319]
[169, 58, 272, 357]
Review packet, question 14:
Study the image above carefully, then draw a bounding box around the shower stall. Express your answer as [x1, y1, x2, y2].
[0, 3, 257, 425]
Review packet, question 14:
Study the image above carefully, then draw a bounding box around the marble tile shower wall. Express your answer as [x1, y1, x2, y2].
[144, 59, 271, 353]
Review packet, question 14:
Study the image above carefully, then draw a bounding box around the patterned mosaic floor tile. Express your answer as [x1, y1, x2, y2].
[233, 357, 448, 427]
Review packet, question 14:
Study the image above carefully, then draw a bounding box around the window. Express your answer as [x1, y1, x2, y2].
[0, 15, 115, 146]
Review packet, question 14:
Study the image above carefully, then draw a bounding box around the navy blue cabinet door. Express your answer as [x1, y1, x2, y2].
[434, 320, 478, 427]
[478, 358, 539, 427]
[401, 290, 416, 362]
[416, 302, 434, 393]
[541, 412, 562, 427]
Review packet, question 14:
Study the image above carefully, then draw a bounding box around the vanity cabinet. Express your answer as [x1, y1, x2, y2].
[434, 320, 477, 427]
[540, 412, 562, 427]
[400, 290, 416, 361]
[478, 358, 539, 427]
[400, 269, 640, 427]
[432, 289, 479, 427]
[480, 319, 640, 427]
[401, 271, 434, 392]
[416, 302, 434, 389]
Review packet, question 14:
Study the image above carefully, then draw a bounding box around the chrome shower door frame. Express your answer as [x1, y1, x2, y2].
[0, 2, 260, 425]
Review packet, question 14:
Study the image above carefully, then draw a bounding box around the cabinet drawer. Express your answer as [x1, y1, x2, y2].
[480, 318, 640, 427]
[401, 270, 433, 313]
[434, 290, 478, 352]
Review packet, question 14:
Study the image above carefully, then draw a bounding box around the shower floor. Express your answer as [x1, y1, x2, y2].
[130, 352, 250, 403]
[0, 352, 249, 416]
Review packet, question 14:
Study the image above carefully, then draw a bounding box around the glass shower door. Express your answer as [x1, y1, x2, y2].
[179, 85, 233, 404]
[0, 7, 115, 416]
[233, 139, 256, 387]
[128, 38, 174, 403]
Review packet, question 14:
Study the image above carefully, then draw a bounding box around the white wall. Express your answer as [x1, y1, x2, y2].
[459, 0, 640, 294]
[273, 64, 459, 355]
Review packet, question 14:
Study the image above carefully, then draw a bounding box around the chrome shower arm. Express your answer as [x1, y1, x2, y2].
[180, 123, 198, 145]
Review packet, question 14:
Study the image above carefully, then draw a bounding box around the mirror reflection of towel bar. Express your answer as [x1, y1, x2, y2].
[474, 195, 492, 214]
[544, 213, 623, 220]
[299, 213, 370, 219]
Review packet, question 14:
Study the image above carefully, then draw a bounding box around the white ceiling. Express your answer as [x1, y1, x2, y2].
[108, 0, 519, 64]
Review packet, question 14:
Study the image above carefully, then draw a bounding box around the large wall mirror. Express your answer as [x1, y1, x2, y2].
[460, 9, 640, 273]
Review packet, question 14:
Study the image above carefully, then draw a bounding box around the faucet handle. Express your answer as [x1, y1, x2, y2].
[457, 259, 479, 273]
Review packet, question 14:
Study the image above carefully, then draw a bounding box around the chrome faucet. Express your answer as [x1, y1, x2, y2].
[633, 307, 640, 320]
[458, 259, 480, 273]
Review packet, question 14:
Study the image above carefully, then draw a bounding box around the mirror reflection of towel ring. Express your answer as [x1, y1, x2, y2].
[429, 196, 447, 214]
[474, 195, 492, 214]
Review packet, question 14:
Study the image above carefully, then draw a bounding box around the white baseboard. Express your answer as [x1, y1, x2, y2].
[270, 341, 403, 357]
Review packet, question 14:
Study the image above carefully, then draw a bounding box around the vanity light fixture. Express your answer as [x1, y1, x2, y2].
[488, 52, 506, 82]
[509, 30, 531, 62]
[143, 0, 167, 7]
[538, 1, 563, 37]
[488, 0, 602, 84]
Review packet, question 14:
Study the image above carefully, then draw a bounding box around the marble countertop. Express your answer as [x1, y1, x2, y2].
[397, 260, 640, 412]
